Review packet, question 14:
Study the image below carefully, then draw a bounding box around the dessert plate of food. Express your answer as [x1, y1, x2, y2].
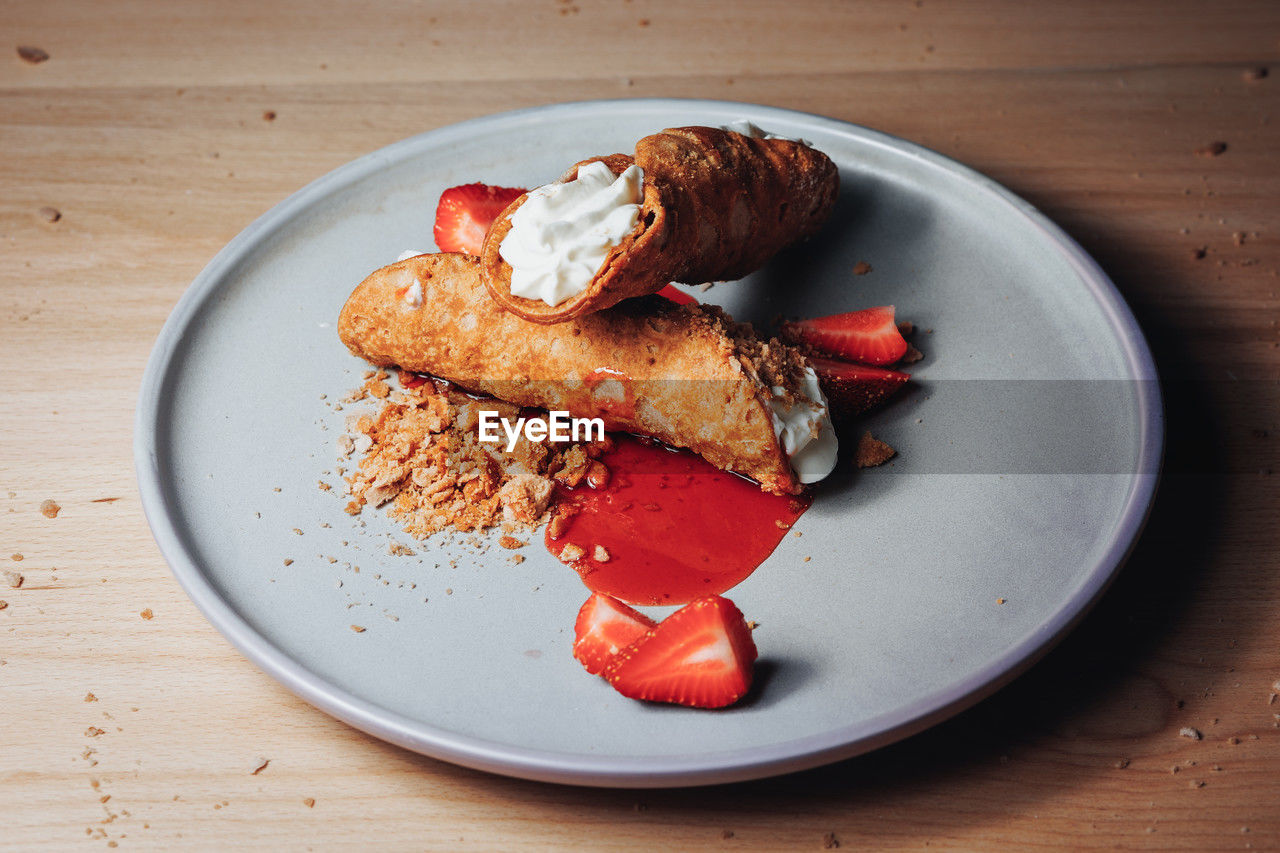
[136, 99, 1162, 787]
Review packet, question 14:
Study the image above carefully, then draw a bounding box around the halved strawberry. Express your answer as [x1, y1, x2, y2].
[810, 356, 909, 417]
[656, 284, 698, 305]
[573, 593, 657, 675]
[780, 306, 908, 366]
[433, 183, 526, 255]
[602, 595, 757, 709]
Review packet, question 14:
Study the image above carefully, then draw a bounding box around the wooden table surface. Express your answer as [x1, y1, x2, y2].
[4, 1, 1279, 848]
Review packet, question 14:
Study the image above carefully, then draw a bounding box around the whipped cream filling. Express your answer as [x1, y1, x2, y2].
[393, 250, 427, 307]
[768, 367, 838, 484]
[498, 161, 644, 307]
[721, 119, 813, 148]
[401, 279, 423, 307]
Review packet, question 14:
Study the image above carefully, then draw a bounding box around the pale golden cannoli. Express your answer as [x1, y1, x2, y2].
[480, 126, 839, 324]
[338, 253, 836, 495]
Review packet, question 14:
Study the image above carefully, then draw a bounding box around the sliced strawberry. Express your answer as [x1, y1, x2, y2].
[656, 284, 698, 305]
[810, 356, 909, 417]
[433, 183, 526, 255]
[573, 593, 657, 675]
[602, 595, 757, 709]
[780, 306, 908, 366]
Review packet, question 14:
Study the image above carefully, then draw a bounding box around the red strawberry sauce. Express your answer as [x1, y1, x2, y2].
[545, 435, 809, 606]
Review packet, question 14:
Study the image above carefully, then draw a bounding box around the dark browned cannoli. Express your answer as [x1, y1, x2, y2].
[480, 126, 839, 324]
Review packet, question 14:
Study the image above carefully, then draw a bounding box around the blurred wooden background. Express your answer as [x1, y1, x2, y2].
[2, 0, 1278, 848]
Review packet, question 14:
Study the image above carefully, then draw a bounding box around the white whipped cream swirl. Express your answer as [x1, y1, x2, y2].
[721, 119, 813, 148]
[498, 161, 644, 307]
[768, 367, 838, 484]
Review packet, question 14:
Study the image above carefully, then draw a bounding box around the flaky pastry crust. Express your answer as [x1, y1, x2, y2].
[338, 253, 808, 494]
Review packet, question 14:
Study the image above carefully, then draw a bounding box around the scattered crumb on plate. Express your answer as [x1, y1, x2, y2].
[855, 432, 897, 468]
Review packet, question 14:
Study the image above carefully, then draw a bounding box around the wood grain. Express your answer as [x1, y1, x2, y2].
[2, 0, 1279, 849]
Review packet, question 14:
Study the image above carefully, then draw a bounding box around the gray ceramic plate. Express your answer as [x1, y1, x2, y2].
[135, 99, 1162, 787]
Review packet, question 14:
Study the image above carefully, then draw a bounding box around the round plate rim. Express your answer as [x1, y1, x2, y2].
[134, 97, 1164, 788]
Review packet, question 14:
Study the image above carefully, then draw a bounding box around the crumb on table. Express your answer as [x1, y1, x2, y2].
[17, 46, 50, 63]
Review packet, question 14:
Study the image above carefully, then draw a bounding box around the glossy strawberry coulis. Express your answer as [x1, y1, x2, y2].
[545, 435, 809, 606]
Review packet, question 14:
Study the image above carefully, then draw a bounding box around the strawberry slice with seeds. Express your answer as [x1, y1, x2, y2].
[780, 306, 908, 366]
[602, 595, 757, 709]
[433, 183, 526, 256]
[573, 593, 657, 675]
[810, 357, 909, 417]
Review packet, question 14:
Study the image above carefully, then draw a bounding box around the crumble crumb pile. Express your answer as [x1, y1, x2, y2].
[339, 372, 612, 541]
